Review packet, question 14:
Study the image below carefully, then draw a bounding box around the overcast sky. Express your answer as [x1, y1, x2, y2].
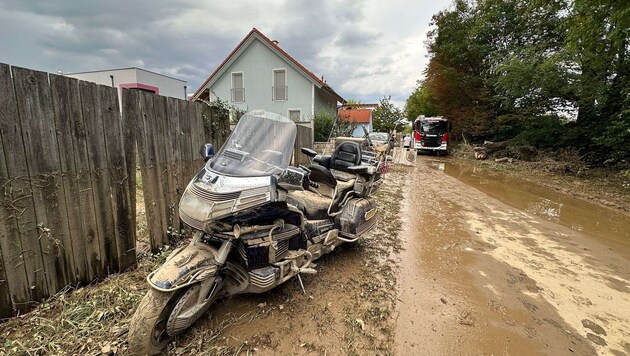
[0, 0, 451, 108]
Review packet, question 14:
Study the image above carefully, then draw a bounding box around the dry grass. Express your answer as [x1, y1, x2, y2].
[0, 249, 172, 355]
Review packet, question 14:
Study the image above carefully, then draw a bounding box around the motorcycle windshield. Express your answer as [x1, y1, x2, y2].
[206, 111, 297, 177]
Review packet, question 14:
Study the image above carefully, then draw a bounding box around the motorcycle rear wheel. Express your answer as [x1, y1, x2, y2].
[128, 289, 183, 355]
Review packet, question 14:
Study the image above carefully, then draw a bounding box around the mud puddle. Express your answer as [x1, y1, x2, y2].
[426, 159, 630, 251]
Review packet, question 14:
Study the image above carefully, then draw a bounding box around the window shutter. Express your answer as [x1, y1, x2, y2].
[273, 70, 287, 100]
[232, 73, 244, 102]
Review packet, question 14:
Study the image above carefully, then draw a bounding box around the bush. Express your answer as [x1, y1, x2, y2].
[313, 110, 356, 142]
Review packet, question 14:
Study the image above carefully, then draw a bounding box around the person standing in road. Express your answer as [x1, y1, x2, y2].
[403, 134, 411, 149]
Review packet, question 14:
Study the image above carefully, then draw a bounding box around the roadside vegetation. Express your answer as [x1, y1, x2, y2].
[313, 109, 356, 142]
[405, 0, 629, 167]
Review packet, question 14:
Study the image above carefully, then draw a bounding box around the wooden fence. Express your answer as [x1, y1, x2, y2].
[0, 63, 308, 318]
[123, 91, 229, 251]
[293, 124, 313, 166]
[0, 64, 135, 317]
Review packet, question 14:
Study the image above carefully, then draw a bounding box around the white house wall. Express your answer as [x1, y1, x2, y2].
[135, 69, 187, 99]
[210, 39, 314, 121]
[66, 68, 186, 105]
[313, 87, 338, 118]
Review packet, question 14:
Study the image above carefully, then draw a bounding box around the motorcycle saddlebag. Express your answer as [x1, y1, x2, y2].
[335, 197, 377, 238]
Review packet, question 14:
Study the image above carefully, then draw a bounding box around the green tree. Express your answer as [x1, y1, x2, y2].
[404, 81, 439, 120]
[345, 99, 363, 105]
[420, 0, 629, 160]
[372, 96, 402, 132]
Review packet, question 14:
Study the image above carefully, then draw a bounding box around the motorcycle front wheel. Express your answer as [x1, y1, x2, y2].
[128, 289, 183, 355]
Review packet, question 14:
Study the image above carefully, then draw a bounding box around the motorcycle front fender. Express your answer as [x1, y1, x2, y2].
[147, 241, 219, 292]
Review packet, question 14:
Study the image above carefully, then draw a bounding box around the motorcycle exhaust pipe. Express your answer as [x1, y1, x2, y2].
[233, 219, 284, 239]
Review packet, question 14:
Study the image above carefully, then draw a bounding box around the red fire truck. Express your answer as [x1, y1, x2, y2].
[413, 116, 452, 155]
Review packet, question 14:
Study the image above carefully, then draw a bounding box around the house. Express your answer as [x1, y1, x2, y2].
[64, 67, 188, 106]
[338, 108, 373, 137]
[191, 28, 345, 124]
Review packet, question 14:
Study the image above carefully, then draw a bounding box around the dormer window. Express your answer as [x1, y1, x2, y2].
[272, 69, 287, 101]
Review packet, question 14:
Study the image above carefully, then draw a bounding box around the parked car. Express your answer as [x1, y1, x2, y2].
[368, 132, 391, 147]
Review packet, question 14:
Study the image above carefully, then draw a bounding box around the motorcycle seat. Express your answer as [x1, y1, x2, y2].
[308, 164, 337, 189]
[286, 178, 356, 219]
[286, 190, 332, 220]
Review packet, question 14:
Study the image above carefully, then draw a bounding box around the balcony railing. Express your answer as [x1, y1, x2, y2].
[231, 88, 245, 103]
[272, 86, 287, 101]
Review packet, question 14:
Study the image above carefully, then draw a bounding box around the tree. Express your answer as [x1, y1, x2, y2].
[345, 99, 363, 105]
[413, 0, 629, 161]
[372, 96, 402, 132]
[404, 81, 439, 120]
[424, 0, 494, 139]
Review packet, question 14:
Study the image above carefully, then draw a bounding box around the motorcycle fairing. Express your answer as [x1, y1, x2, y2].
[148, 241, 219, 291]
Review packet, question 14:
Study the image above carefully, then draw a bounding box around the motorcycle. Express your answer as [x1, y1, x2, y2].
[128, 111, 383, 354]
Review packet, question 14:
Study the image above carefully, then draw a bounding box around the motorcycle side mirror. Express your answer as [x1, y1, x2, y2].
[200, 143, 215, 161]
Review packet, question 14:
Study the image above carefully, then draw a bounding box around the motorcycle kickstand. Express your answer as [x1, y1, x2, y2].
[297, 273, 306, 295]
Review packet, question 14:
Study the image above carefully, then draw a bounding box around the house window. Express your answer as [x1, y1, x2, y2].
[288, 109, 301, 122]
[273, 69, 287, 101]
[231, 72, 244, 103]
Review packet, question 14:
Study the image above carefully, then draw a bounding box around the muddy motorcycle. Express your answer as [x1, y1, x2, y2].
[128, 111, 382, 354]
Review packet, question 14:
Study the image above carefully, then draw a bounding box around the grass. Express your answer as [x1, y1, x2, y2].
[0, 248, 173, 355]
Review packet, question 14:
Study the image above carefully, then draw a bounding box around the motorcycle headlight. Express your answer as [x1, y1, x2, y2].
[179, 191, 215, 222]
[207, 200, 235, 219]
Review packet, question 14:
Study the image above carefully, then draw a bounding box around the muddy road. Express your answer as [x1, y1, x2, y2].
[395, 156, 630, 356]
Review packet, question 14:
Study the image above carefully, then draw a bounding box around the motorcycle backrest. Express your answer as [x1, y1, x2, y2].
[330, 142, 362, 172]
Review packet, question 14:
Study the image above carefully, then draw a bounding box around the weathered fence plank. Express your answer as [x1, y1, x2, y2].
[134, 93, 166, 249]
[121, 89, 138, 269]
[294, 125, 314, 166]
[70, 81, 104, 280]
[178, 100, 194, 188]
[79, 81, 117, 274]
[49, 74, 89, 283]
[192, 103, 207, 170]
[0, 64, 34, 315]
[12, 66, 74, 293]
[151, 95, 171, 247]
[165, 97, 182, 237]
[99, 85, 135, 272]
